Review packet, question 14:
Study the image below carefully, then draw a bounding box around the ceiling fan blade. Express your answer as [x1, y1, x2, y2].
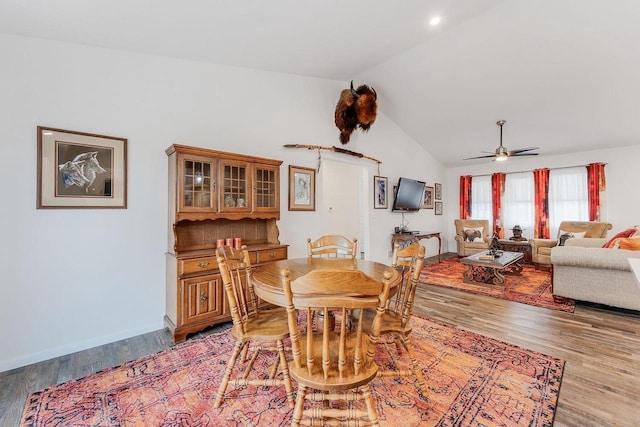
[463, 154, 498, 160]
[507, 147, 539, 155]
[510, 152, 539, 157]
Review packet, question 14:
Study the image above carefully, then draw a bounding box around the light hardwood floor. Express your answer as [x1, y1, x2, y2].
[1, 253, 639, 426]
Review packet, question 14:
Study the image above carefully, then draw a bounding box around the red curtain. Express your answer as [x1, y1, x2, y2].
[491, 173, 505, 238]
[459, 175, 472, 219]
[533, 168, 550, 239]
[587, 163, 606, 221]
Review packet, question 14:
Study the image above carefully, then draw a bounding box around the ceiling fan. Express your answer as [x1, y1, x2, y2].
[464, 120, 539, 161]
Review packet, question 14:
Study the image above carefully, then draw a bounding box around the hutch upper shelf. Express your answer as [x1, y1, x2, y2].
[166, 144, 281, 223]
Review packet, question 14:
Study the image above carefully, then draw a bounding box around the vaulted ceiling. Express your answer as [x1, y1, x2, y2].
[2, 0, 639, 166]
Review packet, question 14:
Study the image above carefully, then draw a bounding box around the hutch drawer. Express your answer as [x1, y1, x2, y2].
[256, 247, 288, 263]
[179, 256, 217, 276]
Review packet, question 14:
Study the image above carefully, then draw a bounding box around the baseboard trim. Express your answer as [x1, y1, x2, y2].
[0, 321, 164, 373]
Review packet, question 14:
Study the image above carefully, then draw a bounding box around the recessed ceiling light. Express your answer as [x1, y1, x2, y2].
[429, 16, 441, 26]
[43, 132, 53, 135]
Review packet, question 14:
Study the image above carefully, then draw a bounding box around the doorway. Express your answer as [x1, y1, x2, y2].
[320, 159, 368, 259]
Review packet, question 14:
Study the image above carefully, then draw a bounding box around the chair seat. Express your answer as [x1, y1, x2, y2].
[230, 307, 290, 342]
[362, 309, 412, 335]
[289, 332, 378, 391]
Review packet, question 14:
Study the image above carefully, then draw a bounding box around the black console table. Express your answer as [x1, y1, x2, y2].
[391, 232, 441, 262]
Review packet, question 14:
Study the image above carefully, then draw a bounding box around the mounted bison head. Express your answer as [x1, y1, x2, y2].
[334, 80, 377, 144]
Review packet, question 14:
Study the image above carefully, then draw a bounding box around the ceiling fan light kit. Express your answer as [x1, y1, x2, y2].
[464, 120, 539, 161]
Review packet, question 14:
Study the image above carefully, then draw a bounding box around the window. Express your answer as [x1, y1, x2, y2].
[471, 175, 492, 220]
[501, 172, 534, 240]
[466, 167, 590, 239]
[548, 167, 588, 237]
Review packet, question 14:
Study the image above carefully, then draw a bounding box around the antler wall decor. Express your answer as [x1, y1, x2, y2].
[283, 144, 382, 173]
[283, 144, 381, 163]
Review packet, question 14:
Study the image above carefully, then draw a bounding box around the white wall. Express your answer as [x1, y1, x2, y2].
[0, 34, 446, 371]
[444, 145, 640, 250]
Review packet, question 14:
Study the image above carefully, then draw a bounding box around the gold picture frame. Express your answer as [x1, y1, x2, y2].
[288, 165, 316, 211]
[37, 126, 127, 209]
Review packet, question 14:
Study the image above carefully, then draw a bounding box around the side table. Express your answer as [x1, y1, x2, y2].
[497, 239, 533, 265]
[627, 258, 640, 289]
[391, 232, 441, 262]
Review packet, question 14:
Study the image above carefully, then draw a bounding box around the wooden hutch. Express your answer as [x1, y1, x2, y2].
[165, 144, 288, 342]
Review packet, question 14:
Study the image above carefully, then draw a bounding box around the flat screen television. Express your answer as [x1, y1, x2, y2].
[392, 177, 425, 212]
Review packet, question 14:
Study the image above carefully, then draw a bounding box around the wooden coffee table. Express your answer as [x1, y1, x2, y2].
[460, 250, 524, 289]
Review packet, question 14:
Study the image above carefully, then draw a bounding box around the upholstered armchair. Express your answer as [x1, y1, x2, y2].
[529, 221, 612, 270]
[454, 219, 491, 257]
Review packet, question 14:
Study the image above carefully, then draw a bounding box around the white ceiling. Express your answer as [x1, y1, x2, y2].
[1, 0, 639, 166]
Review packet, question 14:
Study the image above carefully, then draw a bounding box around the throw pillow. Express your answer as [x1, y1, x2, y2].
[614, 238, 640, 251]
[463, 227, 484, 243]
[603, 227, 640, 248]
[558, 230, 586, 246]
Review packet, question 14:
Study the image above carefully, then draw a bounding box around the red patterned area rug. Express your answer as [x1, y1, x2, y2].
[21, 317, 564, 427]
[420, 258, 575, 313]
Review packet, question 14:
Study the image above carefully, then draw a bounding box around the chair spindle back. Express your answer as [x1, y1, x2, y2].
[307, 235, 358, 259]
[281, 268, 395, 380]
[217, 245, 257, 332]
[390, 243, 426, 328]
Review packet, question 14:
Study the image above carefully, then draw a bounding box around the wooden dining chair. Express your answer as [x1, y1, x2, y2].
[307, 235, 358, 259]
[214, 245, 294, 408]
[280, 267, 396, 426]
[364, 242, 428, 394]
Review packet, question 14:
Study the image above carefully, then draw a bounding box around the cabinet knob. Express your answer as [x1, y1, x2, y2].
[200, 291, 207, 303]
[269, 252, 276, 258]
[198, 262, 210, 268]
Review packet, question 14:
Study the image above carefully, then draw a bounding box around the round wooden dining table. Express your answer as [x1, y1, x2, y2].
[251, 257, 401, 307]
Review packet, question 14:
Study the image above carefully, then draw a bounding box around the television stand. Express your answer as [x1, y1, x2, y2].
[391, 231, 442, 262]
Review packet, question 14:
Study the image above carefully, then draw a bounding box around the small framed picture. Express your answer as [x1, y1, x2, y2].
[37, 126, 127, 208]
[422, 186, 434, 209]
[373, 176, 388, 209]
[435, 201, 443, 215]
[288, 165, 316, 211]
[435, 182, 442, 200]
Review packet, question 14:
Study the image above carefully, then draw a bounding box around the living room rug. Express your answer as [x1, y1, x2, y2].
[420, 258, 575, 313]
[21, 317, 564, 427]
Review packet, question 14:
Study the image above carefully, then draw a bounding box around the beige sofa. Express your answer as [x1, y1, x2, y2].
[551, 238, 640, 311]
[529, 221, 612, 270]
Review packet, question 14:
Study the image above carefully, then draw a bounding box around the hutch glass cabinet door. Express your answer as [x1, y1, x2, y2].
[220, 159, 251, 212]
[179, 155, 217, 212]
[253, 164, 279, 212]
